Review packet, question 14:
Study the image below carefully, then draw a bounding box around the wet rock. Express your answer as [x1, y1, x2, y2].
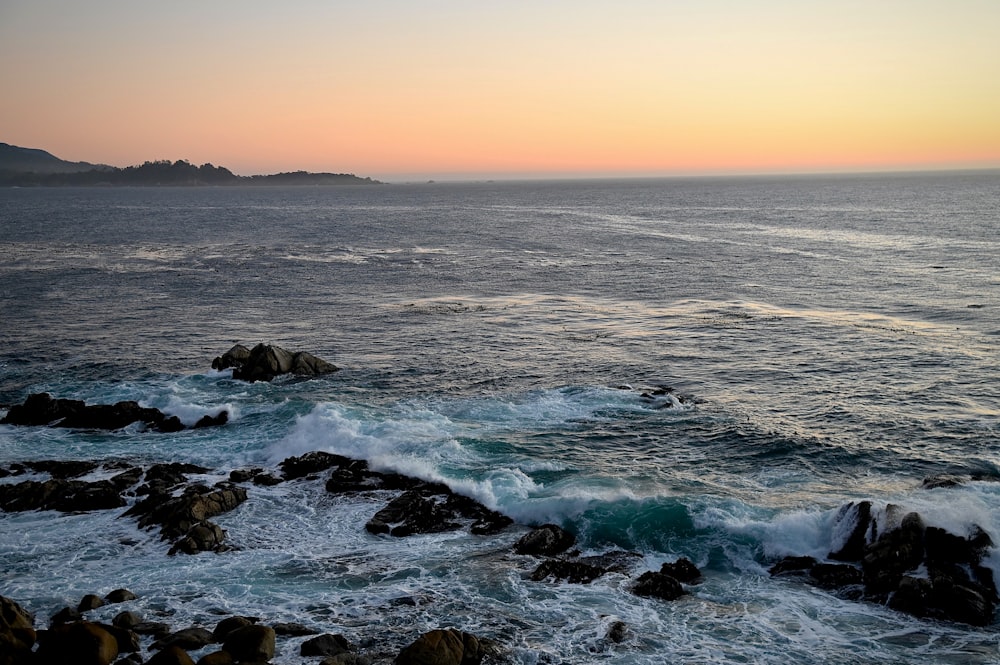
[0, 393, 193, 433]
[36, 621, 119, 665]
[272, 621, 317, 636]
[513, 524, 576, 557]
[125, 482, 247, 554]
[135, 463, 210, 496]
[79, 594, 106, 612]
[531, 551, 642, 584]
[228, 468, 263, 483]
[132, 622, 172, 639]
[280, 451, 351, 480]
[23, 460, 97, 479]
[769, 556, 819, 578]
[0, 595, 36, 664]
[212, 616, 257, 642]
[168, 522, 229, 555]
[195, 651, 233, 665]
[49, 606, 82, 626]
[632, 571, 686, 601]
[365, 485, 511, 538]
[112, 611, 143, 630]
[828, 501, 873, 562]
[395, 628, 482, 665]
[921, 474, 965, 489]
[104, 589, 138, 604]
[301, 633, 352, 657]
[193, 411, 228, 429]
[862, 512, 925, 595]
[810, 563, 863, 590]
[220, 624, 275, 663]
[660, 557, 702, 584]
[604, 621, 627, 644]
[221, 343, 339, 382]
[0, 468, 141, 513]
[251, 473, 283, 486]
[147, 645, 196, 665]
[94, 622, 141, 653]
[151, 627, 215, 651]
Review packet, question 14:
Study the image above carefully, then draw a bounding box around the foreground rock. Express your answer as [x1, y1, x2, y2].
[212, 343, 339, 382]
[35, 621, 119, 665]
[0, 596, 36, 665]
[395, 628, 483, 665]
[770, 501, 998, 626]
[0, 392, 226, 433]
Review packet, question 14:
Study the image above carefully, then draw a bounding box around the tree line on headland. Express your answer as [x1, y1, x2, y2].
[0, 143, 381, 186]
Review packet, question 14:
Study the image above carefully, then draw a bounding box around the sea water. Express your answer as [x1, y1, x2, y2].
[1, 173, 998, 663]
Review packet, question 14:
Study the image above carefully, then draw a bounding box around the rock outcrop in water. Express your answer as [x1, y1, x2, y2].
[0, 392, 226, 433]
[212, 343, 339, 382]
[770, 500, 998, 626]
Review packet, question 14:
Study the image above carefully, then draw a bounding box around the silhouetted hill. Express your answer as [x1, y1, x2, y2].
[0, 142, 108, 174]
[0, 143, 380, 186]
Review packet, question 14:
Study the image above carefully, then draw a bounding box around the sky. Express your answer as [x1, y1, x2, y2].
[1, 0, 999, 180]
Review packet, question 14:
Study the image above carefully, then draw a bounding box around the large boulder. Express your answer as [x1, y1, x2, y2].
[217, 343, 339, 382]
[35, 621, 119, 665]
[632, 571, 686, 601]
[221, 624, 275, 663]
[513, 524, 576, 556]
[0, 596, 36, 665]
[395, 629, 482, 665]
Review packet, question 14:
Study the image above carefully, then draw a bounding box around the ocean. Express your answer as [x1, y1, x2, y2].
[1, 173, 998, 663]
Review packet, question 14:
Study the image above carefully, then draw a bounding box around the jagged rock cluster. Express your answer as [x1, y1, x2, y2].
[0, 393, 227, 432]
[211, 343, 338, 382]
[770, 500, 997, 626]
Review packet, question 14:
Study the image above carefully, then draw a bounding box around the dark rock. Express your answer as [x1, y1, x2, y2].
[135, 463, 209, 496]
[810, 563, 863, 590]
[125, 482, 247, 554]
[1, 393, 223, 433]
[272, 622, 317, 636]
[395, 629, 482, 665]
[0, 595, 36, 664]
[212, 616, 257, 642]
[132, 622, 172, 639]
[921, 474, 965, 489]
[104, 589, 138, 604]
[605, 621, 627, 644]
[829, 501, 873, 562]
[365, 485, 511, 538]
[632, 571, 686, 601]
[152, 627, 215, 651]
[211, 344, 251, 372]
[0, 472, 136, 513]
[862, 511, 925, 595]
[79, 594, 106, 612]
[251, 473, 283, 487]
[24, 460, 98, 479]
[147, 645, 196, 665]
[225, 343, 338, 382]
[94, 622, 140, 653]
[280, 451, 351, 480]
[168, 522, 229, 555]
[888, 576, 933, 617]
[660, 557, 701, 583]
[193, 411, 228, 429]
[228, 468, 263, 483]
[50, 606, 82, 625]
[531, 559, 608, 584]
[112, 611, 143, 630]
[513, 524, 576, 557]
[301, 633, 352, 657]
[220, 624, 275, 663]
[196, 651, 233, 665]
[769, 556, 819, 578]
[36, 621, 119, 665]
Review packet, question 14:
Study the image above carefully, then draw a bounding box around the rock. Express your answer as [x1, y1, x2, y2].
[212, 344, 251, 371]
[660, 557, 701, 583]
[220, 624, 275, 663]
[921, 474, 965, 489]
[125, 482, 247, 554]
[513, 524, 576, 557]
[94, 622, 141, 653]
[112, 611, 143, 629]
[272, 621, 317, 636]
[104, 589, 138, 604]
[604, 621, 627, 644]
[0, 595, 36, 664]
[280, 451, 351, 480]
[136, 463, 210, 496]
[0, 393, 171, 432]
[79, 594, 106, 612]
[769, 556, 819, 578]
[531, 551, 642, 584]
[228, 468, 263, 483]
[212, 616, 257, 642]
[632, 571, 686, 601]
[193, 411, 228, 429]
[151, 627, 216, 651]
[224, 343, 339, 382]
[251, 473, 283, 486]
[36, 621, 119, 665]
[862, 512, 925, 595]
[365, 485, 511, 537]
[196, 651, 233, 665]
[0, 471, 139, 513]
[301, 633, 352, 657]
[395, 629, 482, 665]
[147, 645, 197, 665]
[132, 621, 172, 639]
[23, 460, 97, 479]
[829, 501, 873, 561]
[809, 563, 863, 590]
[168, 521, 229, 555]
[49, 606, 82, 625]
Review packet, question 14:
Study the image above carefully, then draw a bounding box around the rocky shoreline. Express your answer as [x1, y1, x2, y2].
[1, 345, 997, 663]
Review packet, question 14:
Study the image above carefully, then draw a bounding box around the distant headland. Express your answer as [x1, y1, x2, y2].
[0, 142, 381, 186]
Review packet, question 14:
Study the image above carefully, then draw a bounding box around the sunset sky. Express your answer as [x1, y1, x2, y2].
[2, 1, 999, 180]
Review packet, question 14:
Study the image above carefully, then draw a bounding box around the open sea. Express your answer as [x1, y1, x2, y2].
[1, 173, 998, 664]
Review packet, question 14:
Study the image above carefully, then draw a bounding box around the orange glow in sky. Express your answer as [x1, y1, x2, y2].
[2, 1, 998, 180]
